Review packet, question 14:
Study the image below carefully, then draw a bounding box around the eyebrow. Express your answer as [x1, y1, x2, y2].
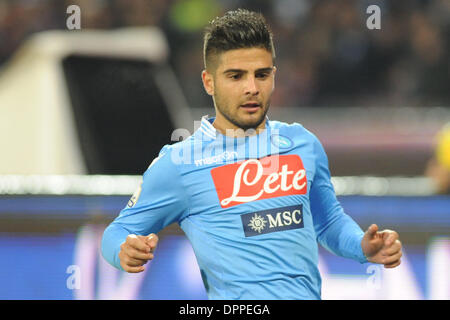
[223, 67, 274, 74]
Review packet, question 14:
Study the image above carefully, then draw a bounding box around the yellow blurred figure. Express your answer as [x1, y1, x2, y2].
[426, 123, 450, 194]
[436, 123, 450, 170]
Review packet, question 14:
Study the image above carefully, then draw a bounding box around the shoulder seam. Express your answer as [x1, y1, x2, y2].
[168, 148, 192, 221]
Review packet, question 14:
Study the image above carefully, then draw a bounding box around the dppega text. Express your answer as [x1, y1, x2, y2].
[178, 304, 270, 317]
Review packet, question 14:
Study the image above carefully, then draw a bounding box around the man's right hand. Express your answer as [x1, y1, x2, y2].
[119, 233, 159, 273]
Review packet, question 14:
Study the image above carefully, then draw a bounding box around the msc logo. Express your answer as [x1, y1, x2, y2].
[241, 205, 304, 237]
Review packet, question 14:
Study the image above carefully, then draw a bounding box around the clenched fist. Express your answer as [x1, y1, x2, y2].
[361, 224, 402, 269]
[119, 233, 159, 273]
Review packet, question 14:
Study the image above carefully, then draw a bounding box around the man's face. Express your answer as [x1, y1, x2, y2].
[202, 47, 276, 133]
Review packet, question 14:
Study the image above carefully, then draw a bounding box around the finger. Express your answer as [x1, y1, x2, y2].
[120, 249, 152, 266]
[127, 234, 151, 253]
[384, 259, 401, 269]
[146, 233, 159, 251]
[126, 246, 154, 260]
[122, 264, 145, 273]
[382, 240, 402, 256]
[382, 251, 402, 265]
[366, 224, 378, 238]
[124, 255, 150, 267]
[382, 231, 399, 246]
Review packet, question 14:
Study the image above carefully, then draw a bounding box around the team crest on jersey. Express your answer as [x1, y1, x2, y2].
[210, 154, 308, 208]
[127, 183, 142, 208]
[241, 205, 304, 237]
[127, 155, 163, 208]
[271, 134, 293, 149]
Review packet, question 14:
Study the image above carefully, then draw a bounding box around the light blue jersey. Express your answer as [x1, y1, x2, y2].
[101, 116, 368, 299]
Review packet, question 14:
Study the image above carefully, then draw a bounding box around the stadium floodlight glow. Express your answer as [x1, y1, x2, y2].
[0, 175, 437, 196]
[330, 176, 436, 196]
[0, 175, 142, 196]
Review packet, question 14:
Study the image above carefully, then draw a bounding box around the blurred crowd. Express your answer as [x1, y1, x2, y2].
[0, 0, 449, 108]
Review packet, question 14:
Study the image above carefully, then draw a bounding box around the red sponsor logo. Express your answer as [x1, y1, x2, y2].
[211, 154, 307, 208]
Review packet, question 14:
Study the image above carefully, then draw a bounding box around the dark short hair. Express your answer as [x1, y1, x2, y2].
[203, 9, 275, 70]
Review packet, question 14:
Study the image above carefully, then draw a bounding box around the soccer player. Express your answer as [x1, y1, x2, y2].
[425, 122, 450, 194]
[101, 9, 402, 299]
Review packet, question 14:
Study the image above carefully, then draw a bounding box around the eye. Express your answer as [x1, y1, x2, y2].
[256, 73, 269, 79]
[229, 73, 242, 80]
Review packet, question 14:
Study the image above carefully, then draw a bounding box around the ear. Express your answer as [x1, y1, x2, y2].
[202, 70, 214, 96]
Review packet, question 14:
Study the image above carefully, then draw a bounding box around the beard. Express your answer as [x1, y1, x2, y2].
[214, 94, 271, 132]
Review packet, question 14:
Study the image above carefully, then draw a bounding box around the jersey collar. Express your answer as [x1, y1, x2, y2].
[196, 115, 271, 140]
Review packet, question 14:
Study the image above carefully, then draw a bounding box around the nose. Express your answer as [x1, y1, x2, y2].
[244, 76, 259, 96]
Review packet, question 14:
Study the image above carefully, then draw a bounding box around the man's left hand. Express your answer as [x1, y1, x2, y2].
[361, 224, 402, 268]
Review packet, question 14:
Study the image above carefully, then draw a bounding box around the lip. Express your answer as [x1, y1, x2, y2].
[240, 102, 261, 113]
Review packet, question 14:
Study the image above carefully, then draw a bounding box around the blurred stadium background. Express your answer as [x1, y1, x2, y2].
[0, 0, 449, 300]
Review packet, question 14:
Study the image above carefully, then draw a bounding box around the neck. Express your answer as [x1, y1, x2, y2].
[212, 116, 267, 138]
